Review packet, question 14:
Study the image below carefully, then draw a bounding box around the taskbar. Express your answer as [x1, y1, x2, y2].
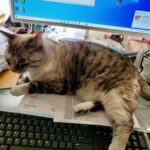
[15, 15, 150, 35]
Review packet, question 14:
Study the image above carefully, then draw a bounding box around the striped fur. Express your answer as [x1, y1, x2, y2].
[2, 31, 150, 150]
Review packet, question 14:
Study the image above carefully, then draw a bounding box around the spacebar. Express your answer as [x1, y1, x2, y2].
[10, 146, 54, 150]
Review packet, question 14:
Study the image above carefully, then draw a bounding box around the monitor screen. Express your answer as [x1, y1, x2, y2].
[11, 0, 150, 34]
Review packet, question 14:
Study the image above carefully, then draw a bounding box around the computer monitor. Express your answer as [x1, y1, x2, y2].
[10, 0, 150, 35]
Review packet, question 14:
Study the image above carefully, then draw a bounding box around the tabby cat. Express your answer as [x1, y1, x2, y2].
[0, 28, 150, 150]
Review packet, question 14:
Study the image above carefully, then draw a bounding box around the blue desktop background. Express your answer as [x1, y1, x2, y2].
[13, 0, 150, 32]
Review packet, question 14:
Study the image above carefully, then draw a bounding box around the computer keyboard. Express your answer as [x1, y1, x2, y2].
[0, 111, 148, 150]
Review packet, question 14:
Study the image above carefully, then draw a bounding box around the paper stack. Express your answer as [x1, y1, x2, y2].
[17, 94, 140, 129]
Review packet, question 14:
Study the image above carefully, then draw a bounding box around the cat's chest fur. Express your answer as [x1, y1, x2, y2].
[29, 63, 54, 81]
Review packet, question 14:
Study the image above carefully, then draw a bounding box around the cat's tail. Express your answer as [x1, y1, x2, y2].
[139, 76, 150, 100]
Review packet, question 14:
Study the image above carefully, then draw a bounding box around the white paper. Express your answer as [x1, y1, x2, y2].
[0, 32, 9, 55]
[0, 57, 8, 72]
[18, 94, 55, 117]
[17, 94, 140, 128]
[44, 26, 86, 41]
[54, 95, 141, 128]
[0, 94, 23, 112]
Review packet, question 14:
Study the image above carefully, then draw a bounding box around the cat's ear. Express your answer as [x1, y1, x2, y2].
[0, 27, 16, 40]
[27, 32, 43, 49]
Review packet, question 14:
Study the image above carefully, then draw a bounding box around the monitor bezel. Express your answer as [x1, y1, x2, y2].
[10, 0, 150, 36]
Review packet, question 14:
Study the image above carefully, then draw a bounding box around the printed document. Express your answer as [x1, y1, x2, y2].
[54, 95, 140, 128]
[17, 94, 140, 128]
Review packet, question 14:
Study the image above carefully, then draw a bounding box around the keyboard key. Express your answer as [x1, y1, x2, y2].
[78, 136, 92, 143]
[28, 126, 34, 132]
[33, 120, 39, 125]
[0, 116, 5, 123]
[64, 135, 70, 142]
[6, 138, 13, 145]
[14, 138, 21, 145]
[57, 134, 63, 141]
[71, 136, 77, 142]
[19, 119, 26, 124]
[37, 140, 43, 147]
[6, 117, 12, 123]
[54, 123, 59, 128]
[13, 118, 19, 124]
[5, 131, 12, 137]
[35, 126, 41, 132]
[63, 128, 68, 134]
[40, 120, 46, 126]
[75, 143, 93, 150]
[60, 123, 66, 128]
[6, 113, 12, 117]
[42, 133, 48, 140]
[52, 141, 58, 148]
[50, 134, 55, 140]
[49, 128, 54, 133]
[56, 128, 61, 134]
[20, 132, 27, 138]
[67, 142, 73, 149]
[0, 130, 4, 136]
[29, 139, 36, 146]
[0, 137, 5, 144]
[26, 119, 32, 125]
[13, 114, 19, 117]
[13, 125, 20, 130]
[10, 146, 54, 150]
[42, 127, 48, 133]
[21, 139, 28, 146]
[28, 132, 34, 139]
[0, 145, 8, 150]
[77, 130, 82, 136]
[0, 123, 6, 129]
[127, 141, 132, 147]
[21, 125, 27, 131]
[131, 134, 137, 140]
[44, 140, 51, 147]
[83, 130, 91, 136]
[47, 120, 52, 126]
[35, 133, 41, 139]
[6, 124, 13, 130]
[12, 131, 20, 138]
[133, 141, 139, 147]
[59, 141, 66, 149]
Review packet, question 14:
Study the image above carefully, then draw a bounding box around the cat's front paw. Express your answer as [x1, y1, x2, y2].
[10, 84, 29, 96]
[17, 72, 30, 85]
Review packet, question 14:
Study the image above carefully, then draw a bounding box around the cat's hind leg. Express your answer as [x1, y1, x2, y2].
[102, 90, 138, 150]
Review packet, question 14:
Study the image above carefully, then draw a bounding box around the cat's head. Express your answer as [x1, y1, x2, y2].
[0, 28, 44, 73]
